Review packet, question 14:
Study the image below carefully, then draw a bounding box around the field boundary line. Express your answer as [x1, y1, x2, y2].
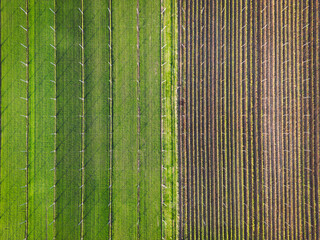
[108, 0, 113, 238]
[79, 0, 85, 238]
[136, 0, 141, 238]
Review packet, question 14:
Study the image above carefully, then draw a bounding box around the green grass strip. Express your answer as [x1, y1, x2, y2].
[0, 0, 28, 238]
[55, 0, 81, 238]
[161, 0, 178, 239]
[112, 0, 138, 239]
[83, 0, 110, 238]
[139, 0, 161, 239]
[28, 0, 55, 238]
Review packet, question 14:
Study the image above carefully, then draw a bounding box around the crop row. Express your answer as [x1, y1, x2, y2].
[178, 0, 320, 239]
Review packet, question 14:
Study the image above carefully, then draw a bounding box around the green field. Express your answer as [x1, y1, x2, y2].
[139, 0, 161, 238]
[55, 0, 81, 238]
[28, 0, 55, 239]
[2, 0, 320, 240]
[0, 0, 177, 239]
[83, 0, 110, 239]
[0, 0, 28, 239]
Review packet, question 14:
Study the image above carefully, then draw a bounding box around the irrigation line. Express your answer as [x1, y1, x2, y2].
[304, 3, 312, 237]
[291, 2, 299, 238]
[268, 3, 275, 237]
[191, 0, 197, 238]
[213, 2, 220, 238]
[181, 0, 187, 236]
[313, 3, 320, 238]
[246, 1, 252, 237]
[108, 0, 113, 239]
[203, 2, 209, 238]
[186, 0, 192, 237]
[242, 1, 249, 237]
[185, 0, 190, 236]
[199, 1, 205, 237]
[177, 1, 184, 235]
[275, 2, 280, 236]
[256, 1, 263, 238]
[0, 0, 2, 217]
[261, 1, 268, 238]
[222, 0, 228, 238]
[279, 1, 285, 237]
[307, 2, 315, 237]
[180, 1, 186, 236]
[227, 1, 233, 237]
[270, 2, 277, 238]
[205, 2, 212, 238]
[79, 0, 85, 238]
[218, 1, 224, 237]
[193, 1, 198, 238]
[297, 2, 305, 236]
[173, 1, 179, 238]
[160, 0, 164, 238]
[136, 0, 141, 238]
[200, 1, 207, 238]
[216, 1, 222, 238]
[209, 1, 216, 238]
[287, 2, 294, 237]
[24, 0, 30, 238]
[235, 1, 241, 238]
[263, 1, 269, 238]
[238, 1, 244, 238]
[249, 2, 256, 238]
[52, 0, 57, 238]
[227, 2, 233, 237]
[231, 1, 236, 238]
[190, 1, 196, 238]
[283, 2, 289, 238]
[196, 0, 202, 237]
[300, 2, 307, 237]
[160, 0, 163, 236]
[184, 0, 188, 236]
[176, 0, 182, 237]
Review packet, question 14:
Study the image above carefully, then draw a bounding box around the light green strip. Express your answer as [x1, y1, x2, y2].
[162, 0, 178, 239]
[112, 0, 138, 239]
[139, 0, 161, 239]
[28, 0, 55, 239]
[0, 0, 28, 238]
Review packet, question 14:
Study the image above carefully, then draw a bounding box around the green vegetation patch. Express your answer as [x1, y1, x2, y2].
[111, 0, 138, 239]
[55, 0, 81, 238]
[139, 0, 161, 239]
[0, 0, 28, 238]
[83, 0, 110, 239]
[28, 0, 55, 239]
[161, 0, 179, 238]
